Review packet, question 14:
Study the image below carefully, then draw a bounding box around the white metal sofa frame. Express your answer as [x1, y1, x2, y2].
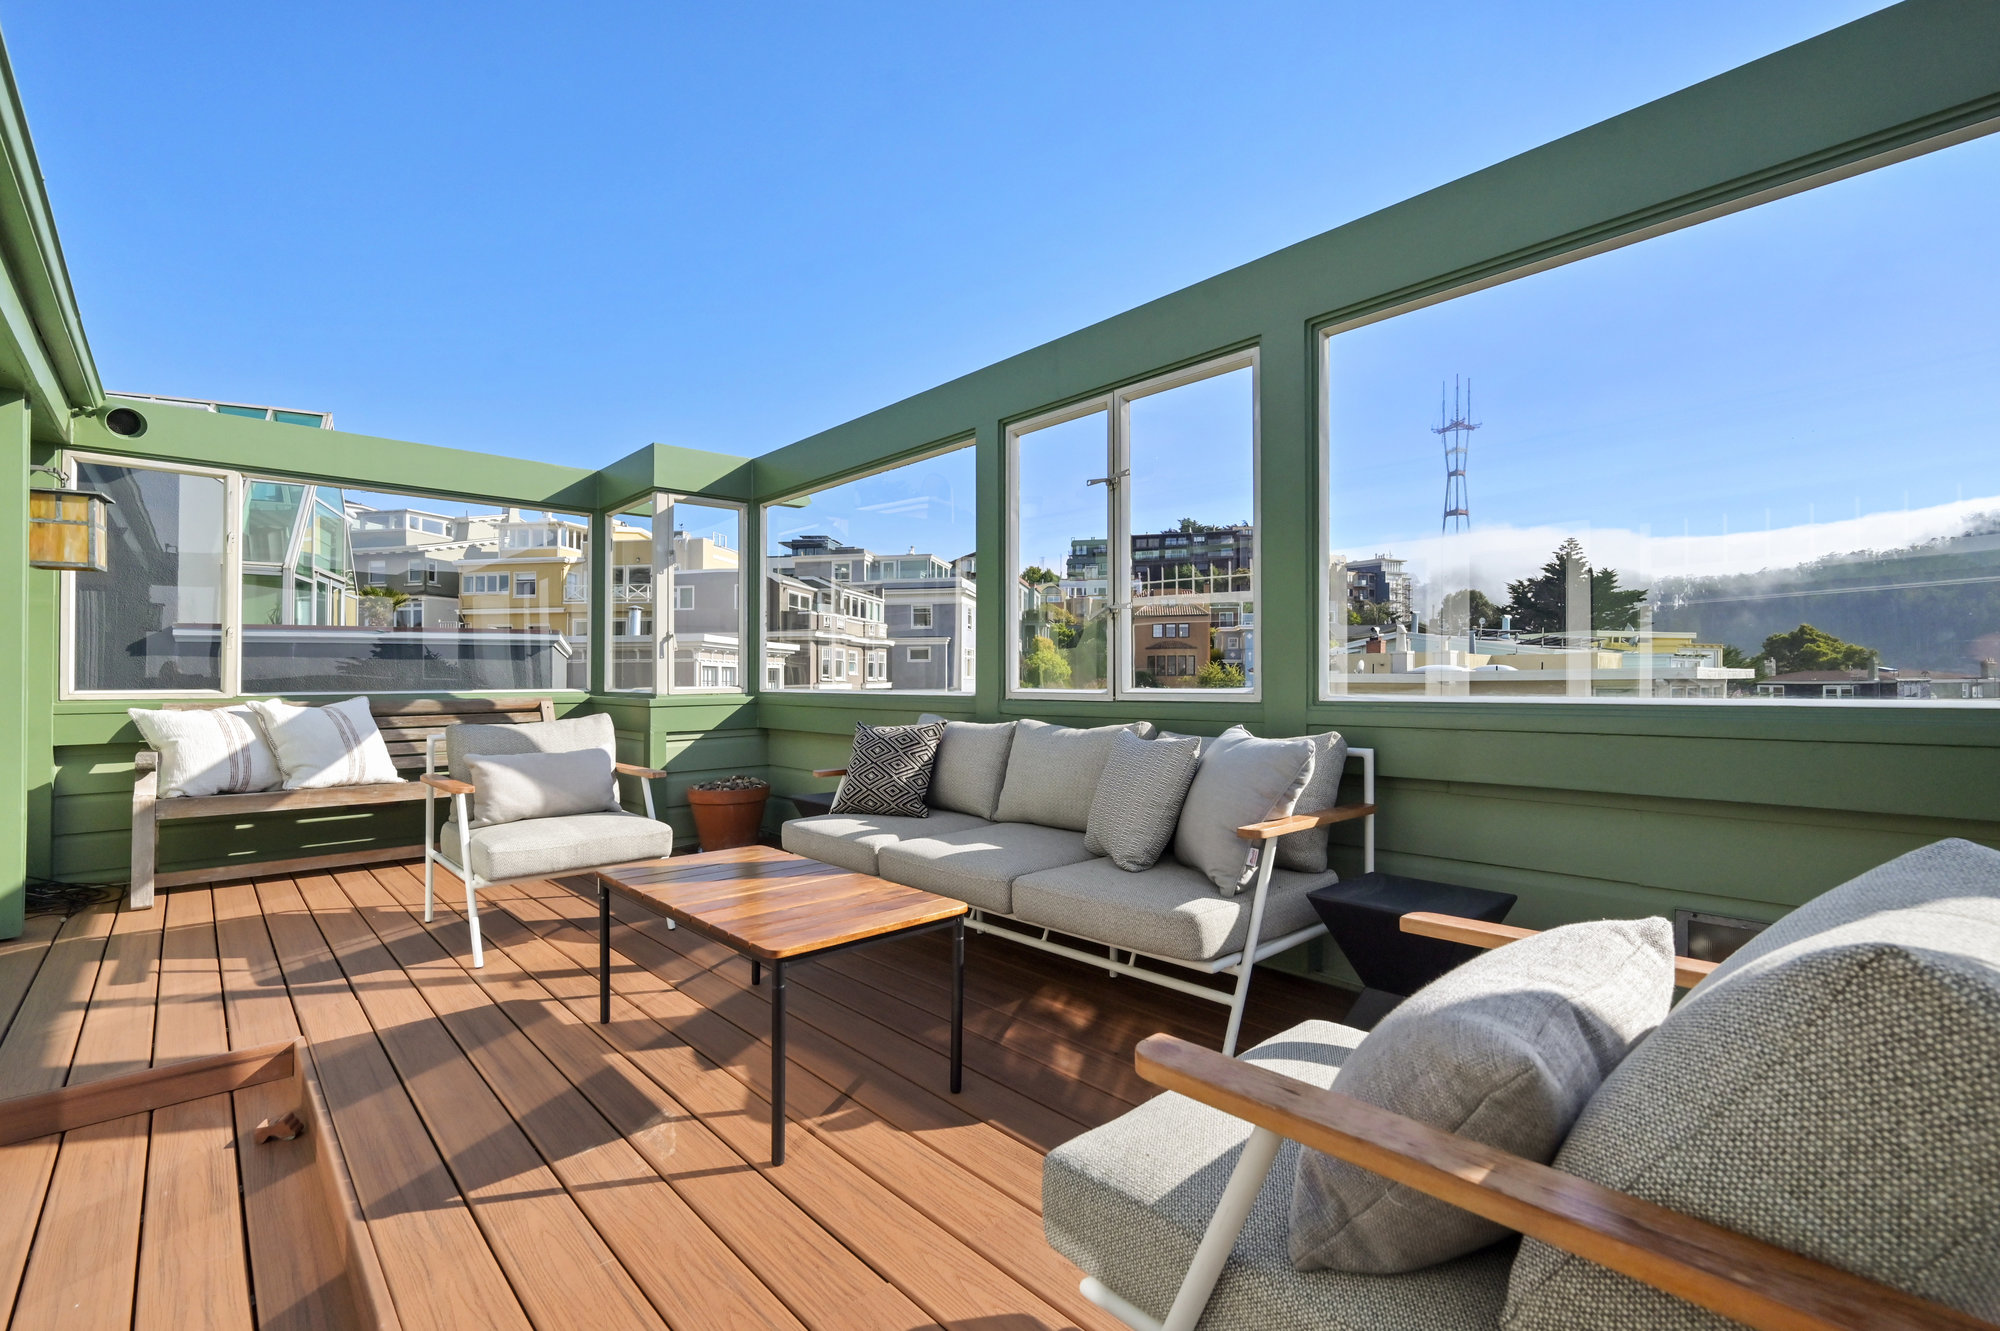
[1093, 913, 1995, 1331]
[813, 746, 1376, 1057]
[418, 734, 673, 967]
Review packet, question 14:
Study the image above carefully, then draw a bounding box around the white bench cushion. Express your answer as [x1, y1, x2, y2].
[875, 822, 1095, 914]
[1012, 855, 1331, 962]
[781, 810, 992, 876]
[1044, 1019, 1509, 1331]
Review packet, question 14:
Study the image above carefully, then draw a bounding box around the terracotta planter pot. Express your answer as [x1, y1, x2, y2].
[686, 785, 769, 852]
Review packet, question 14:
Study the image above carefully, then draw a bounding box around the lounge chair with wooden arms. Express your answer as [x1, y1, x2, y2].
[1045, 838, 2000, 1331]
[422, 711, 674, 967]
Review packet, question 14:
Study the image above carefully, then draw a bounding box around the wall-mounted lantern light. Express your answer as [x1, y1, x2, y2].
[28, 465, 114, 572]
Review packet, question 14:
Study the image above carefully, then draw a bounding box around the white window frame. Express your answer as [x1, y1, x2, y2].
[908, 645, 932, 662]
[911, 604, 933, 628]
[514, 575, 538, 597]
[757, 438, 976, 698]
[1006, 348, 1260, 701]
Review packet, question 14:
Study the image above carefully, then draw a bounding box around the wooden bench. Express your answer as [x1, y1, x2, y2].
[131, 696, 555, 909]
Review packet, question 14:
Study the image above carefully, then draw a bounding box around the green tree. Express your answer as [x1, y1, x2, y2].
[1720, 645, 1757, 672]
[1177, 517, 1220, 535]
[1021, 565, 1060, 586]
[1347, 600, 1397, 626]
[1760, 623, 1877, 675]
[1019, 635, 1072, 688]
[1502, 537, 1648, 633]
[1436, 588, 1502, 633]
[1196, 660, 1245, 688]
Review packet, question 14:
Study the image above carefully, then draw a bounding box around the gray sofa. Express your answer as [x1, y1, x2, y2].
[783, 715, 1376, 1056]
[1043, 837, 2000, 1331]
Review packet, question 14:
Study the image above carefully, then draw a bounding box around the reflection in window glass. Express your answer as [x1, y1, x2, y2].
[243, 487, 589, 693]
[1129, 367, 1255, 691]
[763, 446, 974, 692]
[1326, 133, 2000, 703]
[607, 496, 744, 693]
[1014, 411, 1111, 691]
[72, 463, 228, 692]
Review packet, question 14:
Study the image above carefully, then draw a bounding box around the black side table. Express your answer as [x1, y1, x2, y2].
[1308, 872, 1518, 1029]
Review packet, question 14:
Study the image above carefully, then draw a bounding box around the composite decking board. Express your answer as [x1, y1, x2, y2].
[365, 872, 944, 1331]
[0, 917, 63, 1052]
[138, 889, 254, 1331]
[0, 906, 119, 1320]
[458, 880, 1131, 1331]
[333, 869, 812, 1331]
[14, 902, 164, 1331]
[439, 888, 1100, 1331]
[286, 874, 670, 1331]
[494, 875, 1061, 1200]
[211, 884, 373, 1331]
[247, 878, 535, 1331]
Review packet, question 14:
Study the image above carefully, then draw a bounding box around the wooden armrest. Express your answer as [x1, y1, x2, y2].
[1135, 1035, 1992, 1331]
[1401, 911, 1719, 989]
[1236, 802, 1376, 841]
[133, 749, 159, 774]
[615, 762, 670, 780]
[419, 773, 475, 796]
[811, 768, 847, 779]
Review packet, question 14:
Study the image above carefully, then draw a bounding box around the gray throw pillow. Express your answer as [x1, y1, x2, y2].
[1171, 727, 1315, 895]
[1290, 917, 1674, 1275]
[918, 714, 1016, 820]
[993, 718, 1157, 832]
[448, 712, 619, 807]
[1083, 732, 1202, 872]
[830, 721, 947, 818]
[468, 749, 620, 827]
[1504, 839, 2000, 1329]
[1276, 731, 1349, 874]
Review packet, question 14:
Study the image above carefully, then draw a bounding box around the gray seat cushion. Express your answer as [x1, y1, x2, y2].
[1011, 855, 1330, 961]
[438, 810, 674, 882]
[1292, 918, 1673, 1274]
[918, 714, 1016, 820]
[1045, 1020, 1511, 1331]
[875, 822, 1096, 914]
[993, 718, 1156, 832]
[780, 810, 992, 875]
[1505, 838, 2000, 1329]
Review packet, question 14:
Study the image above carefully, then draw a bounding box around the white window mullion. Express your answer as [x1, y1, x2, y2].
[222, 470, 243, 697]
[1110, 393, 1134, 699]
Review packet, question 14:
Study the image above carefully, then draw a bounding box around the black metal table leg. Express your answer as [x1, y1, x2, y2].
[771, 959, 787, 1165]
[598, 877, 611, 1025]
[951, 917, 965, 1094]
[752, 959, 761, 986]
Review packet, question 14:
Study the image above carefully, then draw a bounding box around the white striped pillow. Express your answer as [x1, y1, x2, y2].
[128, 706, 283, 798]
[247, 697, 403, 790]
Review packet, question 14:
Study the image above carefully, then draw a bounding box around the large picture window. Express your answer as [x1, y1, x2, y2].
[1010, 351, 1258, 697]
[1322, 131, 2000, 705]
[65, 457, 594, 696]
[761, 444, 975, 693]
[605, 493, 746, 694]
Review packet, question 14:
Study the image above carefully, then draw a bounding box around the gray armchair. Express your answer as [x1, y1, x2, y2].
[421, 712, 675, 966]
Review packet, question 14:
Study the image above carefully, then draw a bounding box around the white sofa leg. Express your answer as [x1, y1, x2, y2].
[1161, 1125, 1283, 1331]
[424, 852, 435, 923]
[466, 876, 484, 969]
[1222, 849, 1278, 1058]
[1222, 971, 1253, 1059]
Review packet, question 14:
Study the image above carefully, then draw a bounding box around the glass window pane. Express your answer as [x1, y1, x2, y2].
[271, 410, 324, 428]
[240, 490, 590, 693]
[71, 463, 227, 692]
[1324, 132, 2000, 703]
[1128, 367, 1255, 691]
[764, 445, 975, 692]
[215, 404, 266, 420]
[1015, 411, 1110, 691]
[608, 496, 744, 694]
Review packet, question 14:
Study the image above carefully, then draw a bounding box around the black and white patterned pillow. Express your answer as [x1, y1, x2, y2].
[829, 721, 947, 818]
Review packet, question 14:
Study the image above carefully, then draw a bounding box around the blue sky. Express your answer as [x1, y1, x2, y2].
[9, 0, 1895, 481]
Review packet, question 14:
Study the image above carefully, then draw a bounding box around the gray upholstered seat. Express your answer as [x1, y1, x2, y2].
[780, 810, 993, 875]
[1044, 1019, 1512, 1331]
[437, 811, 676, 882]
[875, 821, 1097, 914]
[1011, 855, 1333, 961]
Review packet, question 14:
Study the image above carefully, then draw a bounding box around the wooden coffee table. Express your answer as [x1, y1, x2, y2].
[592, 845, 969, 1164]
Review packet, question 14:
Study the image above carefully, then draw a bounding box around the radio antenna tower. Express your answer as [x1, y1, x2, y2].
[1433, 376, 1478, 533]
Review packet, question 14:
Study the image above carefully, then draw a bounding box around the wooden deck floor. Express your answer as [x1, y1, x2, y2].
[0, 861, 1353, 1330]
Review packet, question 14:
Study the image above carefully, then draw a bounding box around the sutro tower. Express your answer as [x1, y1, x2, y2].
[1433, 376, 1478, 533]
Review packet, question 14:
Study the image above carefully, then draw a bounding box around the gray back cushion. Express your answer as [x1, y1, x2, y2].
[1505, 838, 2000, 1329]
[918, 714, 1016, 820]
[446, 712, 619, 804]
[1275, 731, 1349, 874]
[1172, 726, 1315, 896]
[1083, 732, 1202, 872]
[1292, 918, 1673, 1274]
[993, 718, 1156, 832]
[468, 749, 619, 826]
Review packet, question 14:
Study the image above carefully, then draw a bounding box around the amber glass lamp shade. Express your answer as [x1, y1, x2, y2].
[28, 488, 113, 571]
